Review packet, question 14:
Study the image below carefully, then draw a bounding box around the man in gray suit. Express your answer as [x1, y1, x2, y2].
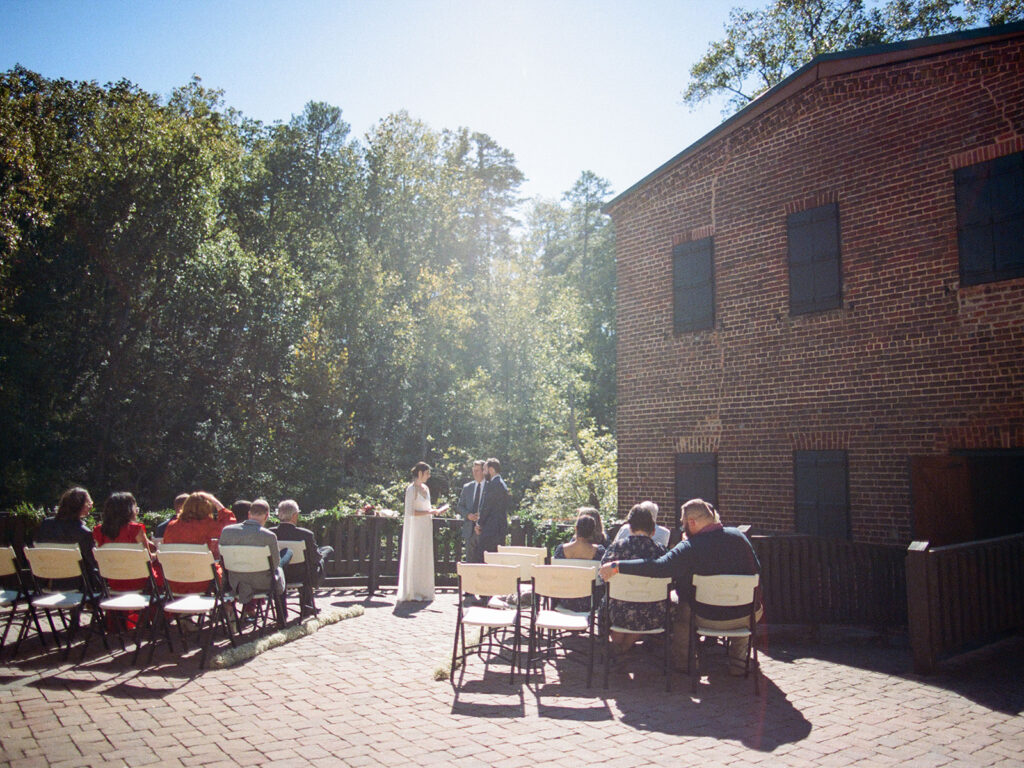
[219, 498, 291, 624]
[456, 460, 486, 562]
[474, 458, 510, 556]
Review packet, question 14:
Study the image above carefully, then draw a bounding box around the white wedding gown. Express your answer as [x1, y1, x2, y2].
[396, 483, 435, 602]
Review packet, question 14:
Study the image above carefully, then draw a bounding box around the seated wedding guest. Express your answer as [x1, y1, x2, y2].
[162, 491, 236, 593]
[92, 492, 157, 592]
[153, 493, 189, 539]
[551, 511, 606, 613]
[219, 499, 291, 623]
[601, 501, 667, 652]
[612, 516, 672, 549]
[270, 499, 333, 587]
[601, 498, 761, 675]
[577, 507, 607, 546]
[35, 486, 98, 588]
[231, 499, 252, 523]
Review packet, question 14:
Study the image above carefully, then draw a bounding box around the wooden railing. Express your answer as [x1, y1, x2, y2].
[751, 534, 907, 629]
[906, 533, 1024, 673]
[319, 517, 571, 591]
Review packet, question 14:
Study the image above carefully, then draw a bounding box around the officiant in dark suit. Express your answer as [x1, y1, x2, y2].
[456, 459, 487, 562]
[474, 457, 510, 556]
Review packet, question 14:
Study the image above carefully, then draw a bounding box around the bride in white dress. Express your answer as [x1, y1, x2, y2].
[396, 462, 446, 603]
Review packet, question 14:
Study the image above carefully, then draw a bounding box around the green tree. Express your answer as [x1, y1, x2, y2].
[683, 0, 1024, 115]
[519, 427, 618, 524]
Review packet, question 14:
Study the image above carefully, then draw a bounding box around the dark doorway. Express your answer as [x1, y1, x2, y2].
[956, 450, 1024, 540]
[911, 450, 1024, 546]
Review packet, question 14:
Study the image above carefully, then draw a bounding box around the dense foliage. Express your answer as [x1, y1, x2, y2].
[684, 0, 1024, 115]
[0, 68, 617, 518]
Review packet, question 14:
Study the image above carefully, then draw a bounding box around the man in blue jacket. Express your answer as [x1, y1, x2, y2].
[600, 498, 761, 675]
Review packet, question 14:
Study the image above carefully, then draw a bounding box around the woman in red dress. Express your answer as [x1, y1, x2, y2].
[162, 491, 235, 594]
[92, 492, 157, 592]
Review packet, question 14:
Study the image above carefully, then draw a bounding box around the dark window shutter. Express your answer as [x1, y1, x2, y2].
[672, 237, 714, 332]
[956, 151, 1024, 285]
[788, 203, 841, 315]
[794, 450, 849, 539]
[674, 453, 718, 526]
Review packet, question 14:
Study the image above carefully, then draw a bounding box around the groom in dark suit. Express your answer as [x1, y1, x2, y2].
[474, 457, 510, 556]
[456, 460, 487, 562]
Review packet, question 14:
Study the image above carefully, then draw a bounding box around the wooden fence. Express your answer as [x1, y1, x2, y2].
[905, 533, 1024, 673]
[320, 517, 572, 591]
[24, 509, 1024, 666]
[315, 517, 908, 629]
[752, 535, 907, 628]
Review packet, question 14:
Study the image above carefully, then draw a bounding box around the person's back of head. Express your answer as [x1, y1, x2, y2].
[682, 498, 718, 523]
[232, 499, 252, 522]
[681, 498, 720, 536]
[576, 507, 605, 544]
[627, 501, 657, 535]
[100, 492, 137, 540]
[180, 491, 220, 523]
[173, 493, 189, 515]
[574, 513, 597, 543]
[276, 499, 299, 523]
[56, 487, 91, 522]
[485, 457, 501, 475]
[249, 498, 270, 522]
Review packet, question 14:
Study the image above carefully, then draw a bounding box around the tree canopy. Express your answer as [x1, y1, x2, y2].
[683, 0, 1024, 115]
[0, 67, 617, 516]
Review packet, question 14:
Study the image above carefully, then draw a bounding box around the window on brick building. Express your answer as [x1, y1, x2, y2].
[674, 453, 718, 527]
[672, 237, 714, 332]
[955, 150, 1024, 286]
[787, 203, 842, 315]
[794, 450, 849, 539]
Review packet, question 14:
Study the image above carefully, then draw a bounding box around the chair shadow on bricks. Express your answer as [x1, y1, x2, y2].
[611, 673, 812, 752]
[451, 684, 526, 719]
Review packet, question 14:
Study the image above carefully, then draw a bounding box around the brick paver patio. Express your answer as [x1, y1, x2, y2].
[1, 588, 1022, 767]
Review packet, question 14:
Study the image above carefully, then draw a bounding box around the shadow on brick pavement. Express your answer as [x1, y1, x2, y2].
[1, 586, 1022, 767]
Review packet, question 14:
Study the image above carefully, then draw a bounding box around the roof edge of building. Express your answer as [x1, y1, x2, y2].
[602, 20, 1024, 216]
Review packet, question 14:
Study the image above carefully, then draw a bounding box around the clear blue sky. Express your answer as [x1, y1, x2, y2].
[1, 0, 738, 202]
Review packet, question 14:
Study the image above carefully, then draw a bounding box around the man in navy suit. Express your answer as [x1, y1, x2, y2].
[456, 460, 487, 562]
[475, 457, 510, 556]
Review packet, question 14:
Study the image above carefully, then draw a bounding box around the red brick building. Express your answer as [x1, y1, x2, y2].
[605, 23, 1024, 545]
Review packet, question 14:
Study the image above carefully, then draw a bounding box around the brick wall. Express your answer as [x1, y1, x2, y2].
[610, 35, 1024, 544]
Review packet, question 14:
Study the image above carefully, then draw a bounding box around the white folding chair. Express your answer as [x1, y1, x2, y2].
[603, 574, 673, 691]
[527, 564, 598, 687]
[157, 542, 211, 553]
[90, 547, 160, 663]
[220, 544, 284, 633]
[157, 550, 234, 668]
[0, 546, 34, 657]
[17, 546, 100, 659]
[690, 573, 761, 694]
[277, 539, 318, 618]
[451, 563, 522, 686]
[497, 545, 548, 561]
[549, 558, 603, 616]
[483, 550, 544, 608]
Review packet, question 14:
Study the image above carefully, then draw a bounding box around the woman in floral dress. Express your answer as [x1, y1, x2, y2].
[601, 501, 666, 651]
